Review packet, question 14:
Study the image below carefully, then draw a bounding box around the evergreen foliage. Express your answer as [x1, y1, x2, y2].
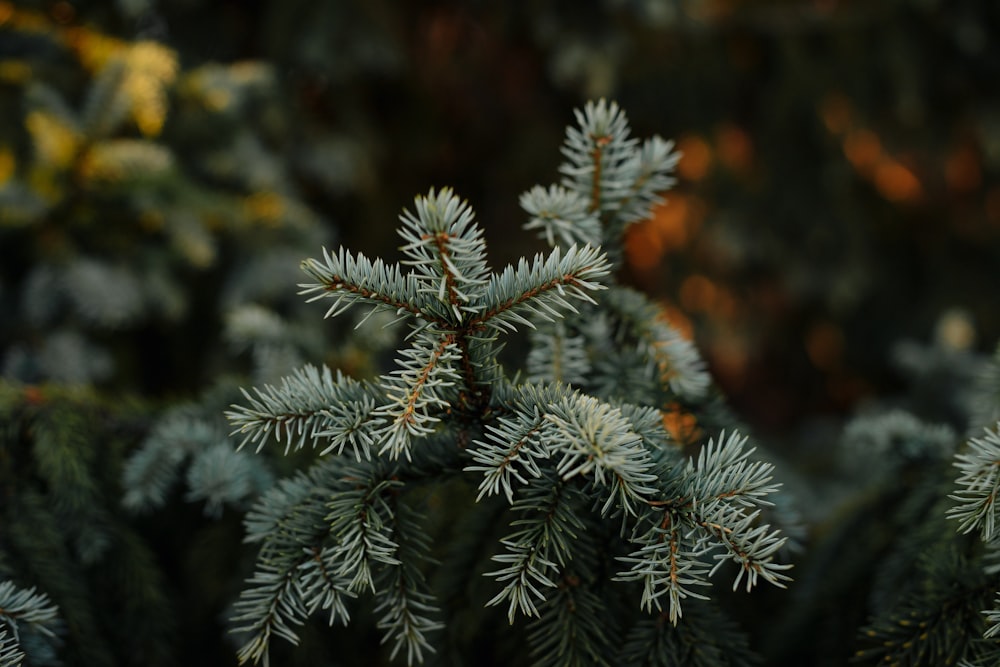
[2, 4, 998, 664]
[0, 4, 331, 392]
[770, 322, 1000, 667]
[226, 100, 790, 666]
[0, 383, 174, 666]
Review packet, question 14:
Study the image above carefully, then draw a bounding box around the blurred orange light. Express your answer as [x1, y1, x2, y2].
[624, 222, 664, 271]
[711, 286, 738, 321]
[874, 160, 922, 203]
[710, 333, 748, 391]
[679, 274, 717, 313]
[843, 129, 881, 175]
[677, 134, 712, 182]
[944, 144, 981, 194]
[651, 196, 689, 251]
[660, 303, 694, 341]
[715, 123, 753, 172]
[661, 404, 701, 447]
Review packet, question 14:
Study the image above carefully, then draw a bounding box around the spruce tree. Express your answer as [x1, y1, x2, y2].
[225, 99, 792, 666]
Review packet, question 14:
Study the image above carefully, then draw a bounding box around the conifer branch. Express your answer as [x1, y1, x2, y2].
[234, 461, 357, 666]
[527, 575, 616, 667]
[521, 185, 602, 250]
[949, 423, 1000, 541]
[603, 286, 710, 400]
[0, 582, 60, 641]
[224, 99, 790, 665]
[619, 600, 760, 667]
[526, 321, 591, 386]
[485, 475, 584, 622]
[374, 332, 462, 460]
[560, 99, 636, 216]
[614, 136, 681, 227]
[854, 549, 996, 667]
[0, 581, 61, 665]
[615, 431, 789, 623]
[0, 628, 24, 667]
[398, 188, 490, 317]
[227, 365, 384, 456]
[544, 394, 659, 516]
[467, 411, 550, 504]
[473, 244, 610, 333]
[325, 468, 404, 593]
[299, 247, 425, 321]
[373, 503, 443, 666]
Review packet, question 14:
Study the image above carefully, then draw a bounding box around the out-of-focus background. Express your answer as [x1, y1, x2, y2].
[3, 2, 1000, 665]
[2, 0, 998, 434]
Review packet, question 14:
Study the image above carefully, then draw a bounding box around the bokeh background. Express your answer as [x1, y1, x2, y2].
[6, 0, 997, 437]
[2, 1, 1000, 665]
[0, 0, 995, 415]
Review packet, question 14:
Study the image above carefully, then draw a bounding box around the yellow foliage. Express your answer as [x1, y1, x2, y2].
[139, 209, 165, 232]
[244, 191, 285, 226]
[27, 168, 63, 204]
[203, 89, 233, 112]
[78, 140, 173, 183]
[25, 111, 81, 169]
[64, 26, 128, 72]
[0, 1, 48, 32]
[0, 146, 14, 186]
[63, 28, 177, 137]
[180, 61, 273, 112]
[4, 5, 178, 138]
[228, 61, 273, 86]
[123, 42, 178, 136]
[0, 60, 31, 84]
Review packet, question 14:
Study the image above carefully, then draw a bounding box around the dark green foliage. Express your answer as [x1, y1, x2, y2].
[0, 384, 174, 666]
[0, 4, 332, 393]
[224, 100, 790, 666]
[2, 2, 1000, 665]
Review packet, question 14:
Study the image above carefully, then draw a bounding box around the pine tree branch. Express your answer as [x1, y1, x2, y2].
[0, 628, 24, 667]
[485, 475, 584, 623]
[527, 321, 591, 386]
[466, 411, 549, 503]
[603, 286, 710, 401]
[527, 574, 617, 667]
[234, 461, 357, 665]
[544, 393, 659, 516]
[373, 503, 443, 666]
[397, 188, 490, 319]
[227, 365, 384, 456]
[521, 185, 602, 250]
[326, 468, 404, 593]
[615, 431, 789, 622]
[559, 99, 638, 218]
[123, 409, 223, 511]
[299, 247, 426, 321]
[472, 244, 610, 333]
[616, 509, 714, 622]
[619, 600, 761, 667]
[949, 423, 1000, 541]
[374, 332, 462, 460]
[0, 581, 60, 643]
[223, 98, 791, 666]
